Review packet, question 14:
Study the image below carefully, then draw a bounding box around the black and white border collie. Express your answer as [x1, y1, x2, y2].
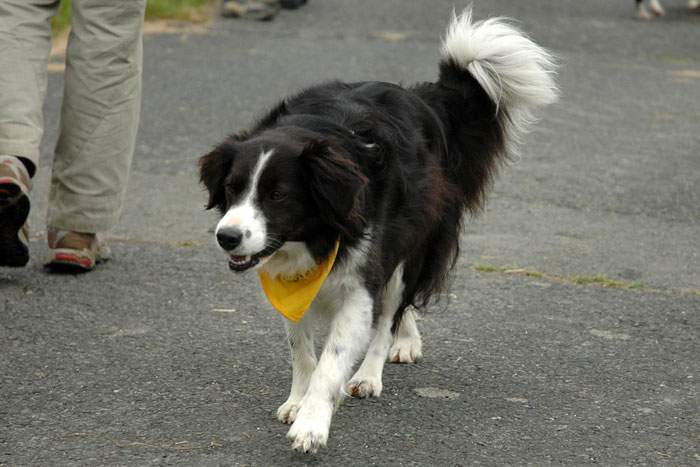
[199, 9, 557, 453]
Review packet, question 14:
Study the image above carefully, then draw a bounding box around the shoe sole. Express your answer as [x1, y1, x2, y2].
[45, 250, 106, 273]
[0, 182, 30, 267]
[44, 247, 110, 273]
[281, 0, 307, 9]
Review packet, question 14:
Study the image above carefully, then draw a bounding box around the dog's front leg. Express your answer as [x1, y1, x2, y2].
[277, 318, 317, 424]
[287, 288, 373, 453]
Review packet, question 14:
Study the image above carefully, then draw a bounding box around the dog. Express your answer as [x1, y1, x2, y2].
[199, 8, 557, 453]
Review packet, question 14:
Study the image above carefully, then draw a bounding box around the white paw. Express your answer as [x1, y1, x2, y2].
[287, 409, 330, 454]
[389, 335, 423, 363]
[346, 376, 383, 398]
[277, 399, 300, 424]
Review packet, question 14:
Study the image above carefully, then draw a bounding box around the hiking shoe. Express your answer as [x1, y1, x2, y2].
[637, 4, 653, 19]
[45, 228, 111, 272]
[221, 0, 280, 20]
[0, 155, 32, 267]
[649, 0, 666, 15]
[280, 0, 307, 9]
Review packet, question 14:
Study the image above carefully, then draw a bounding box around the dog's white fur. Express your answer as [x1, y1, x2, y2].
[215, 150, 274, 256]
[275, 234, 375, 453]
[442, 8, 558, 157]
[213, 8, 557, 454]
[268, 9, 556, 453]
[347, 263, 405, 398]
[262, 241, 318, 279]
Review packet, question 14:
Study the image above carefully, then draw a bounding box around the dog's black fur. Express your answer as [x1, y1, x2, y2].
[199, 9, 557, 453]
[200, 62, 507, 326]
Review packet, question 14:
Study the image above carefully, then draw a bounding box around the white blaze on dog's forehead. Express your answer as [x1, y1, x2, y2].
[249, 149, 274, 199]
[217, 149, 274, 225]
[215, 149, 274, 253]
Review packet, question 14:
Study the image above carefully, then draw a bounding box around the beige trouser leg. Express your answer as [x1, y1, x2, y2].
[48, 0, 146, 233]
[0, 0, 58, 167]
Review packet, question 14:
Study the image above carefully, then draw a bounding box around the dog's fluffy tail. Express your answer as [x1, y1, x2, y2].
[414, 8, 557, 210]
[440, 8, 558, 155]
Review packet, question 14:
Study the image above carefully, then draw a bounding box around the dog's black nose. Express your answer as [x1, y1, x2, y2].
[216, 226, 243, 251]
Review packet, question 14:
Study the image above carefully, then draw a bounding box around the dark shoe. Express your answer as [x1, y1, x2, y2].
[45, 229, 111, 273]
[281, 0, 307, 9]
[221, 0, 280, 20]
[0, 156, 31, 267]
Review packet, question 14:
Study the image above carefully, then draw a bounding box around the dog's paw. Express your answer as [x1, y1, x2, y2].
[346, 376, 382, 398]
[277, 399, 300, 424]
[287, 419, 329, 454]
[389, 335, 423, 363]
[287, 404, 331, 454]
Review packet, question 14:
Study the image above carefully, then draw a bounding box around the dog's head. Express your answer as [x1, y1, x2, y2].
[199, 129, 368, 272]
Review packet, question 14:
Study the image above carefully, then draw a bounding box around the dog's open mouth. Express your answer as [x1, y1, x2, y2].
[228, 254, 258, 271]
[228, 244, 280, 272]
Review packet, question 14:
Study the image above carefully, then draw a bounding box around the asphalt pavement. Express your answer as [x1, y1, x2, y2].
[2, 0, 699, 465]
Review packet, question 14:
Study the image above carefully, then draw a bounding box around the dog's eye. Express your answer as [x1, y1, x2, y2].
[269, 190, 286, 201]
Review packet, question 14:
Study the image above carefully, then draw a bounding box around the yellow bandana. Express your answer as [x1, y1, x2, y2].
[258, 241, 340, 322]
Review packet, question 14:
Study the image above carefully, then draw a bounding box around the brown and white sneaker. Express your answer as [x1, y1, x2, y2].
[637, 4, 653, 20]
[0, 155, 32, 267]
[221, 0, 280, 20]
[649, 0, 666, 15]
[45, 229, 111, 272]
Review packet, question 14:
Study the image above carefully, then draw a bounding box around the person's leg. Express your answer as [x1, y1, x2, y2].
[0, 0, 58, 174]
[46, 0, 145, 269]
[0, 0, 58, 267]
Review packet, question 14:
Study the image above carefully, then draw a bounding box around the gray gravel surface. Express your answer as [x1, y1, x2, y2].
[2, 0, 699, 465]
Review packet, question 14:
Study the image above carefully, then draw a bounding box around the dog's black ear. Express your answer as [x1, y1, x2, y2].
[300, 141, 369, 238]
[199, 143, 235, 210]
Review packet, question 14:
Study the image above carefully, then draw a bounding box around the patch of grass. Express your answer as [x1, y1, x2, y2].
[658, 54, 695, 65]
[175, 240, 199, 248]
[146, 0, 211, 21]
[506, 268, 544, 279]
[473, 263, 658, 293]
[51, 0, 211, 33]
[571, 274, 628, 288]
[473, 264, 543, 279]
[52, 0, 73, 33]
[473, 264, 510, 273]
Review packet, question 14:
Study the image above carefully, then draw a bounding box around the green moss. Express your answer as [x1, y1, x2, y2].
[473, 263, 658, 293]
[473, 264, 509, 273]
[473, 264, 542, 278]
[145, 0, 210, 21]
[571, 274, 626, 288]
[51, 0, 73, 33]
[520, 269, 544, 279]
[176, 240, 199, 248]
